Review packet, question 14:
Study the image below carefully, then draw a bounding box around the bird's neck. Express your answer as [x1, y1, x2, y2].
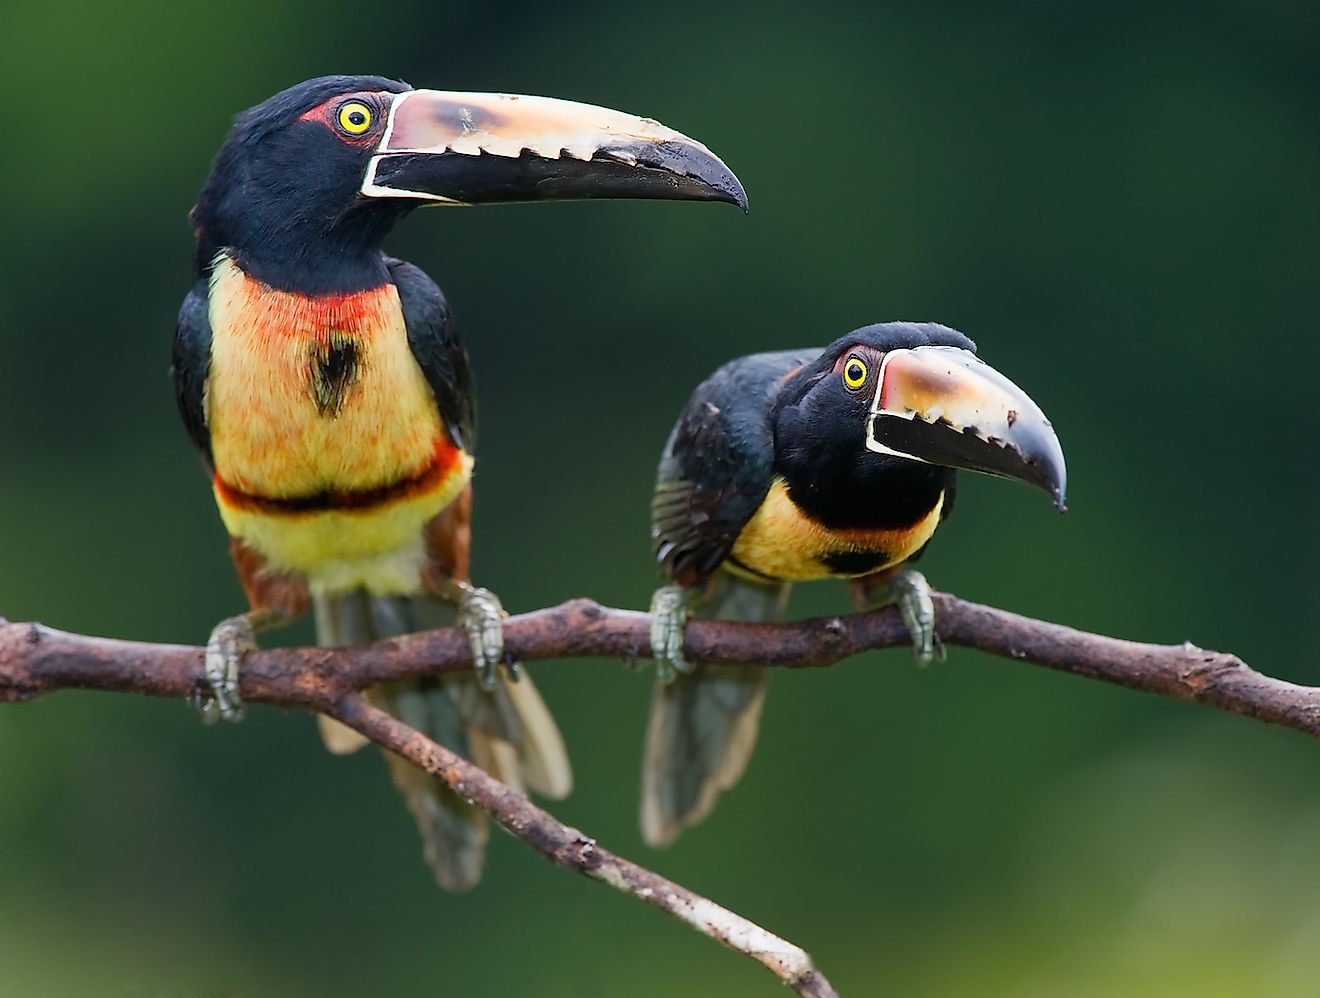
[216, 233, 392, 296]
[196, 200, 409, 295]
[773, 414, 949, 531]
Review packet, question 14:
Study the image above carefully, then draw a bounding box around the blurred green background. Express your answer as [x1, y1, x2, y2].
[2, 1, 1318, 995]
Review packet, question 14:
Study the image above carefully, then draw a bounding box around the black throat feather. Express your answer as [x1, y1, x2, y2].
[190, 75, 415, 294]
[773, 386, 951, 531]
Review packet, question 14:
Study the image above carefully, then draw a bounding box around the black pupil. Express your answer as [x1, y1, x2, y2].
[348, 110, 365, 126]
[849, 362, 862, 380]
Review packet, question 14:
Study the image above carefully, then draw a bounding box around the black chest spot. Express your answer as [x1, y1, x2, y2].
[819, 549, 892, 577]
[308, 333, 362, 417]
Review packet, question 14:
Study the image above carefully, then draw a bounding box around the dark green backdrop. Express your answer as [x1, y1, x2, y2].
[2, 2, 1318, 995]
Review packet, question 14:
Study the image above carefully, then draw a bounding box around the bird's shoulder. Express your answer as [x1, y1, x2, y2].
[652, 348, 818, 585]
[386, 257, 476, 452]
[172, 279, 214, 468]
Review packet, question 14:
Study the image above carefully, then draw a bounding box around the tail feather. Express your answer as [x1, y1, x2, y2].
[469, 731, 525, 795]
[640, 572, 790, 848]
[313, 590, 571, 890]
[375, 678, 488, 891]
[317, 713, 372, 755]
[502, 676, 573, 799]
[314, 589, 377, 754]
[641, 664, 767, 848]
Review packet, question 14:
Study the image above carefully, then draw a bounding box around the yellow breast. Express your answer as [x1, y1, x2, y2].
[729, 478, 943, 582]
[207, 256, 444, 497]
[203, 256, 470, 593]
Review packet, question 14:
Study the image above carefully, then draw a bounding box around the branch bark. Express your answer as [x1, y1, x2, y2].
[1, 592, 1315, 997]
[2, 594, 1316, 738]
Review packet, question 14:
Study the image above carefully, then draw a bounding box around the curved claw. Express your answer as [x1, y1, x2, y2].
[458, 585, 511, 692]
[192, 689, 222, 726]
[888, 569, 944, 667]
[649, 585, 692, 685]
[198, 614, 256, 724]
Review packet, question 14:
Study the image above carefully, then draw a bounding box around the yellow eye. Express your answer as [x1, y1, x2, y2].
[843, 356, 868, 389]
[337, 101, 373, 135]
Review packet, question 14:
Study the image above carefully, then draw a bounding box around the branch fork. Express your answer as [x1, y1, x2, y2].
[2, 592, 1311, 996]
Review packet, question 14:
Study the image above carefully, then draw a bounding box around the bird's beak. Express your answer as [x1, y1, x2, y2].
[866, 346, 1067, 510]
[361, 90, 747, 210]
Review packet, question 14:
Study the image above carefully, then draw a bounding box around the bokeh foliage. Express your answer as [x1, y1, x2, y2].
[1, 1, 1318, 994]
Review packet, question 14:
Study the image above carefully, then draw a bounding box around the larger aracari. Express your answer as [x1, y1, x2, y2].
[642, 322, 1065, 847]
[171, 75, 745, 889]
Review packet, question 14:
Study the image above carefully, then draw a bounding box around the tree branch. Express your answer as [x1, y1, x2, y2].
[2, 594, 1315, 738]
[1, 592, 1315, 996]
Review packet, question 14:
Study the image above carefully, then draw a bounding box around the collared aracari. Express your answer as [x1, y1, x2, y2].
[170, 75, 745, 888]
[642, 322, 1066, 847]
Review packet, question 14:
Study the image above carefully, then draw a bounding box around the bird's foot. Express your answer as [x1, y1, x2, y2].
[194, 614, 255, 725]
[433, 580, 517, 691]
[193, 608, 288, 725]
[649, 585, 692, 685]
[461, 585, 515, 691]
[884, 569, 944, 667]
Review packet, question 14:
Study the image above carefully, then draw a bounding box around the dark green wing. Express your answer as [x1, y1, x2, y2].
[172, 279, 214, 468]
[388, 258, 476, 453]
[652, 349, 818, 585]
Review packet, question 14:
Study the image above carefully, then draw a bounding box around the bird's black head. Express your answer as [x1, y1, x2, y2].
[192, 75, 415, 292]
[190, 75, 749, 294]
[774, 323, 977, 528]
[773, 321, 1065, 529]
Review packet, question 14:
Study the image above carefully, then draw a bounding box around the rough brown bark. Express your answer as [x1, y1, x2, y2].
[1, 592, 1311, 996]
[2, 595, 1314, 739]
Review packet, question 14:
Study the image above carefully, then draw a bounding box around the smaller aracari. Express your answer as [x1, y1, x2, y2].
[642, 322, 1066, 847]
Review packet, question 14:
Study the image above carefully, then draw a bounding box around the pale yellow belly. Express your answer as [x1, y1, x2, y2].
[214, 458, 472, 595]
[729, 478, 943, 581]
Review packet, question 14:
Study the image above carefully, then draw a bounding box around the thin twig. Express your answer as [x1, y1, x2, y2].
[331, 693, 836, 997]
